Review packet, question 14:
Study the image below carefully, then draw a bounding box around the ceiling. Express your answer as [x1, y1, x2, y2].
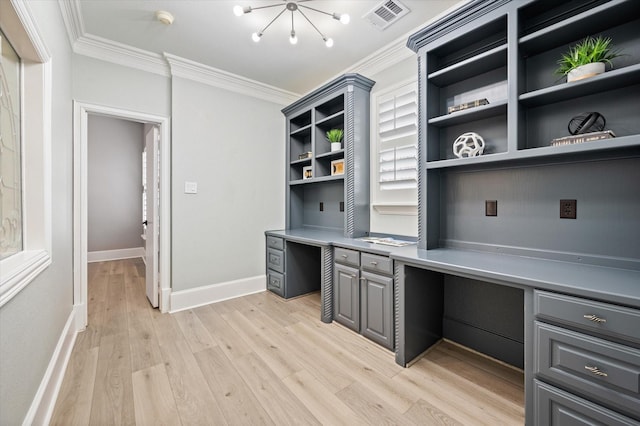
[75, 0, 464, 94]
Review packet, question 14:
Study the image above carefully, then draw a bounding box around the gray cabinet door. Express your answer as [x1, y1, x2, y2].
[334, 263, 360, 331]
[361, 271, 394, 350]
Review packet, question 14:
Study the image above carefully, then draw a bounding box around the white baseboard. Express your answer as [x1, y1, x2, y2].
[87, 247, 144, 263]
[169, 275, 266, 313]
[23, 306, 79, 426]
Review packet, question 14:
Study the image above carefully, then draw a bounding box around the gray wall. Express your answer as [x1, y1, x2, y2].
[171, 77, 285, 291]
[88, 115, 144, 252]
[0, 2, 74, 423]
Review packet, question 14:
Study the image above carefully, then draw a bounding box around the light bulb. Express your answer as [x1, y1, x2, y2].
[252, 32, 261, 42]
[234, 5, 251, 16]
[340, 13, 350, 24]
[289, 30, 298, 45]
[324, 37, 334, 48]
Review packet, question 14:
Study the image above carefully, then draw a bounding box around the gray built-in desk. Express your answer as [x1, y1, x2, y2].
[266, 228, 640, 424]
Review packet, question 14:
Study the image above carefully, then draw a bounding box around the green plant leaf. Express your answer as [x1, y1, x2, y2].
[326, 129, 343, 143]
[555, 35, 622, 76]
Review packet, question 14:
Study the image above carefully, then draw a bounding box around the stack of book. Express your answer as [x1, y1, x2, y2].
[550, 130, 616, 147]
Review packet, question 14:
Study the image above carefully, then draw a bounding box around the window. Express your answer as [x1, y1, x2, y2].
[0, 1, 52, 307]
[1, 30, 23, 259]
[376, 82, 418, 191]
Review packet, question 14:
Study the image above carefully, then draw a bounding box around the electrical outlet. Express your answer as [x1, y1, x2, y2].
[560, 199, 577, 219]
[485, 200, 497, 216]
[319, 202, 324, 211]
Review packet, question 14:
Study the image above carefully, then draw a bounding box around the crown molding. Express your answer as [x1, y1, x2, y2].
[6, 0, 50, 62]
[164, 53, 299, 105]
[350, 40, 414, 78]
[57, 0, 84, 49]
[75, 34, 170, 77]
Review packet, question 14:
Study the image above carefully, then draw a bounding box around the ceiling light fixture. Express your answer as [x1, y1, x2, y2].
[233, 1, 349, 48]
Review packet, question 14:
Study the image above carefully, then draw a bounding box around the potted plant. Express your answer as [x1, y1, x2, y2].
[556, 35, 622, 82]
[326, 129, 343, 152]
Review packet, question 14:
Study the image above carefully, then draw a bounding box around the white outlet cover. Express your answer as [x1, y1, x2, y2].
[184, 181, 198, 194]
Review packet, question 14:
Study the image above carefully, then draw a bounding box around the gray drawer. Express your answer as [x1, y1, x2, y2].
[266, 236, 284, 250]
[334, 247, 359, 267]
[267, 270, 284, 297]
[361, 252, 392, 275]
[535, 321, 640, 418]
[534, 380, 639, 426]
[267, 248, 284, 273]
[534, 291, 640, 345]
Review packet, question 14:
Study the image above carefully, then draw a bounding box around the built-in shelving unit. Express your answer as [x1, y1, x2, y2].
[406, 1, 640, 424]
[409, 0, 640, 251]
[282, 74, 374, 237]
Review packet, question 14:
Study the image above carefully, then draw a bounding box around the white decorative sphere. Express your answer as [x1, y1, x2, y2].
[453, 132, 485, 158]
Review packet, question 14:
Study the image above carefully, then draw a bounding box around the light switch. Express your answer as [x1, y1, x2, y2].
[184, 181, 198, 194]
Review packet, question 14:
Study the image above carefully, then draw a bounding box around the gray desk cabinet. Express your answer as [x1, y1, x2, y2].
[534, 290, 640, 423]
[334, 262, 360, 331]
[334, 247, 394, 350]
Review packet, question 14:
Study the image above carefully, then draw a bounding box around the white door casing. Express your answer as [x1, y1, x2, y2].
[145, 125, 159, 307]
[73, 101, 171, 330]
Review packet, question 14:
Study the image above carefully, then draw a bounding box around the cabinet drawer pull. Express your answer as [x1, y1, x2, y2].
[351, 274, 357, 278]
[342, 254, 348, 258]
[584, 365, 608, 377]
[370, 261, 378, 266]
[583, 314, 607, 323]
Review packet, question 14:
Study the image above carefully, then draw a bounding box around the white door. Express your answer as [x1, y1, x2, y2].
[145, 126, 159, 307]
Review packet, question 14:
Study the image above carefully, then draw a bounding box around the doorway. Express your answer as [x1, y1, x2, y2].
[73, 102, 171, 330]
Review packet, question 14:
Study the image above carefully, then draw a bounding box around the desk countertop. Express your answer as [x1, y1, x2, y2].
[265, 228, 640, 308]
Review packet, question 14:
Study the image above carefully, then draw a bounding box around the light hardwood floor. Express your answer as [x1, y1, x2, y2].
[51, 259, 524, 425]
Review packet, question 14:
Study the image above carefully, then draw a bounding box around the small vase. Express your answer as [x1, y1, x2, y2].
[567, 62, 605, 82]
[331, 142, 341, 152]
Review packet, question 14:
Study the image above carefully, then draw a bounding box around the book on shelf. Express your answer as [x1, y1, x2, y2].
[550, 130, 616, 147]
[447, 98, 489, 114]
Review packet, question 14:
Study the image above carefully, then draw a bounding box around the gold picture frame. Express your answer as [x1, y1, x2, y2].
[331, 159, 344, 176]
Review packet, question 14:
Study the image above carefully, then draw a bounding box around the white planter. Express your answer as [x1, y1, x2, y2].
[567, 62, 605, 82]
[331, 142, 342, 152]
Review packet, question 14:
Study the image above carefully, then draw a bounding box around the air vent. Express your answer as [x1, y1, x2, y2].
[363, 0, 410, 30]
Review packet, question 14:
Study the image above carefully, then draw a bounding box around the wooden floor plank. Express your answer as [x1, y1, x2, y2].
[159, 340, 228, 425]
[89, 333, 135, 426]
[52, 259, 525, 426]
[50, 347, 99, 426]
[193, 305, 253, 360]
[336, 381, 415, 426]
[194, 347, 275, 425]
[404, 399, 464, 426]
[283, 369, 368, 426]
[222, 309, 304, 379]
[173, 309, 217, 353]
[131, 363, 181, 426]
[233, 352, 321, 426]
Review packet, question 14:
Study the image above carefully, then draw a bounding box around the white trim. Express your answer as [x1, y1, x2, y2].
[0, 1, 53, 307]
[87, 247, 145, 263]
[74, 102, 172, 327]
[164, 53, 299, 105]
[22, 307, 78, 426]
[56, 0, 84, 48]
[9, 0, 51, 61]
[372, 203, 418, 216]
[74, 34, 170, 77]
[0, 250, 51, 308]
[169, 275, 266, 313]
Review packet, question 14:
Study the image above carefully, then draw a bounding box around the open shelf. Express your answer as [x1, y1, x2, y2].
[428, 44, 507, 87]
[316, 149, 344, 160]
[519, 0, 637, 55]
[520, 64, 640, 107]
[428, 100, 507, 127]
